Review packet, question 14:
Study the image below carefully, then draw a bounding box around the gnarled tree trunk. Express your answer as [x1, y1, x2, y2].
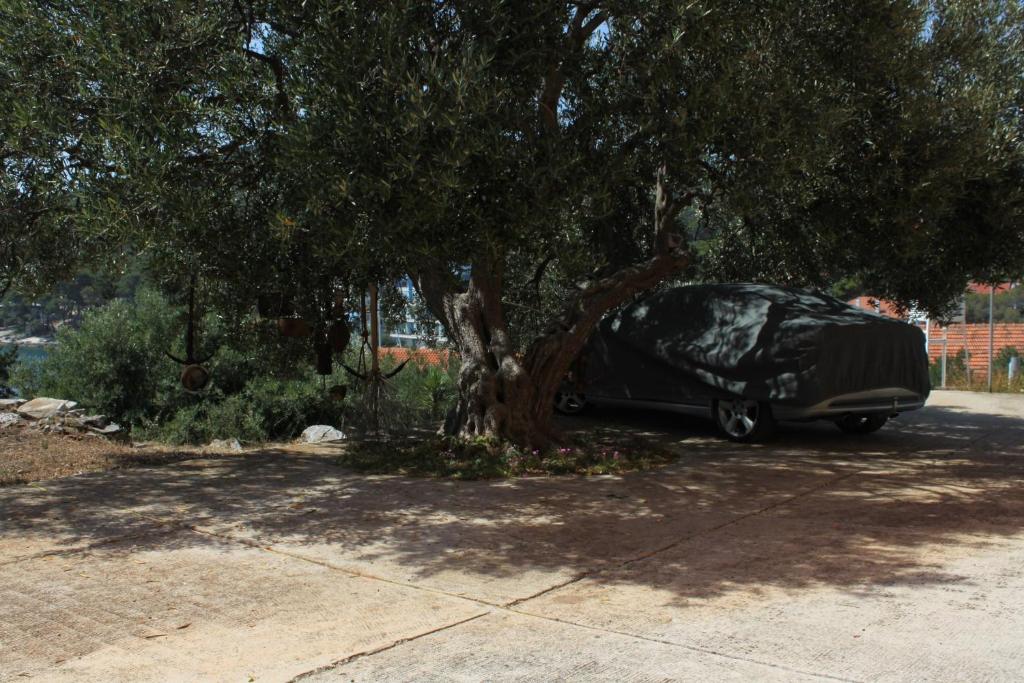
[416, 189, 689, 449]
[435, 259, 545, 446]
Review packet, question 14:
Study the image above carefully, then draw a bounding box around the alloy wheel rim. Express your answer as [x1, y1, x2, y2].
[556, 391, 585, 414]
[718, 399, 759, 437]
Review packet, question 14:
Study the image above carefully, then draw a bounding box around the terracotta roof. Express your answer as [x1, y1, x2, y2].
[966, 282, 1015, 294]
[925, 323, 1024, 373]
[379, 346, 452, 367]
[847, 296, 904, 319]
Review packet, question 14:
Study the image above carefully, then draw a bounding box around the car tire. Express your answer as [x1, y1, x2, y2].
[554, 389, 588, 415]
[713, 399, 776, 442]
[835, 414, 888, 434]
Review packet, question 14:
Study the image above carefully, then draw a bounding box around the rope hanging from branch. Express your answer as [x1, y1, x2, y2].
[166, 274, 217, 392]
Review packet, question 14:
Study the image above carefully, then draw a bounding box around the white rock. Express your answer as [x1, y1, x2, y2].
[17, 397, 78, 420]
[208, 438, 243, 452]
[90, 422, 122, 435]
[0, 412, 22, 429]
[301, 425, 346, 443]
[0, 398, 26, 410]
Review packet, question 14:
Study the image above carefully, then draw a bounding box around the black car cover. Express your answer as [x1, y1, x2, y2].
[581, 284, 930, 407]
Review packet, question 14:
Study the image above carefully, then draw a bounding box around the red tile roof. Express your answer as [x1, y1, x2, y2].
[925, 323, 1024, 373]
[379, 346, 452, 367]
[847, 296, 904, 319]
[967, 282, 1014, 294]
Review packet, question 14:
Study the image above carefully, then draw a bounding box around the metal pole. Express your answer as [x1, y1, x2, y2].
[941, 326, 947, 388]
[988, 286, 995, 392]
[369, 283, 380, 375]
[963, 299, 971, 387]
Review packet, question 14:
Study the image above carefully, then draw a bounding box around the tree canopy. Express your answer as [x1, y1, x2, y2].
[2, 0, 1022, 443]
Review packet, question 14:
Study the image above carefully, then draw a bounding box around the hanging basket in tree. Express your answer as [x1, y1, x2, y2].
[277, 317, 312, 338]
[166, 276, 216, 392]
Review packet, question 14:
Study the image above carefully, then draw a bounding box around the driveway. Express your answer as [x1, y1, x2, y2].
[2, 390, 1023, 681]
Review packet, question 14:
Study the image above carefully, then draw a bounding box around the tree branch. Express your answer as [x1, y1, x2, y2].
[242, 48, 291, 117]
[411, 264, 463, 337]
[654, 163, 686, 253]
[538, 5, 608, 132]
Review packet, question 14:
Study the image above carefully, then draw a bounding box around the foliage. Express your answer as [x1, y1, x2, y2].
[12, 288, 180, 422]
[995, 346, 1021, 368]
[0, 263, 148, 335]
[9, 285, 460, 443]
[4, 1, 1023, 443]
[0, 343, 16, 394]
[929, 346, 1024, 391]
[966, 287, 1024, 324]
[338, 435, 678, 480]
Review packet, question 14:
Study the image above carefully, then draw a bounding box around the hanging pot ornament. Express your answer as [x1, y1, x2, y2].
[328, 319, 351, 354]
[277, 317, 312, 338]
[166, 277, 216, 392]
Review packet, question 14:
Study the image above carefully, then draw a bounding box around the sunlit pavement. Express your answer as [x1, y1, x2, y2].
[2, 390, 1022, 681]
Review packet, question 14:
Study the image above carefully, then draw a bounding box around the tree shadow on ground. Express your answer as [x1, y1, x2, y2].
[2, 404, 1023, 606]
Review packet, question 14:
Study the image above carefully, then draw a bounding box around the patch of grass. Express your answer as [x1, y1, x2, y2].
[336, 435, 678, 480]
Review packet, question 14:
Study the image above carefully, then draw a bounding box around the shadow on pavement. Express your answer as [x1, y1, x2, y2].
[2, 403, 1022, 604]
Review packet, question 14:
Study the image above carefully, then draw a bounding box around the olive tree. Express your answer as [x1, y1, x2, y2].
[3, 0, 1021, 446]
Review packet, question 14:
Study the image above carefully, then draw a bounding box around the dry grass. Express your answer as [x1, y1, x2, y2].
[0, 427, 201, 486]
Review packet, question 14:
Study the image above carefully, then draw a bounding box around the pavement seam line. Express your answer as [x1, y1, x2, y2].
[287, 611, 491, 682]
[183, 523, 856, 682]
[182, 524, 509, 610]
[506, 605, 863, 683]
[0, 523, 185, 567]
[178, 471, 868, 682]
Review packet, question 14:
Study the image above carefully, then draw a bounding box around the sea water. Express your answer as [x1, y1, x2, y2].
[1, 344, 50, 363]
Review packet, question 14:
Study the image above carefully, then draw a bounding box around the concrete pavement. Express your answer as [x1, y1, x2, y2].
[2, 390, 1023, 681]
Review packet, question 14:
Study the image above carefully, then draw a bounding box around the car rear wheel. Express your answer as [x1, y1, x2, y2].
[554, 389, 588, 415]
[835, 414, 888, 434]
[714, 399, 776, 442]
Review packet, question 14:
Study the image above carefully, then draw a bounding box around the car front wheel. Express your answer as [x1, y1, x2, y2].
[554, 389, 588, 415]
[835, 414, 888, 434]
[714, 399, 776, 442]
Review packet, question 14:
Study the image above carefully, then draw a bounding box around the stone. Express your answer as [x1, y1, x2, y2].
[0, 398, 25, 410]
[301, 425, 346, 443]
[0, 412, 22, 429]
[17, 397, 78, 420]
[208, 438, 243, 452]
[89, 422, 122, 435]
[81, 415, 110, 429]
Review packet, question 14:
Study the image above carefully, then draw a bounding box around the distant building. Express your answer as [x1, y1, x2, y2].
[381, 277, 447, 349]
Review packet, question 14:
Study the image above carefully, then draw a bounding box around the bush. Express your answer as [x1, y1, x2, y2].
[136, 395, 267, 445]
[0, 344, 17, 384]
[12, 288, 181, 423]
[11, 287, 459, 444]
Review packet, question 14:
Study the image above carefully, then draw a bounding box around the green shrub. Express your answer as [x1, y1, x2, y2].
[12, 289, 181, 422]
[242, 376, 342, 439]
[137, 394, 267, 445]
[0, 344, 17, 385]
[995, 346, 1020, 369]
[12, 287, 459, 444]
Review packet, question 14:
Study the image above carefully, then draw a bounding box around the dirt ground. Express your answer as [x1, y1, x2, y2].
[1, 390, 1023, 681]
[0, 428, 240, 486]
